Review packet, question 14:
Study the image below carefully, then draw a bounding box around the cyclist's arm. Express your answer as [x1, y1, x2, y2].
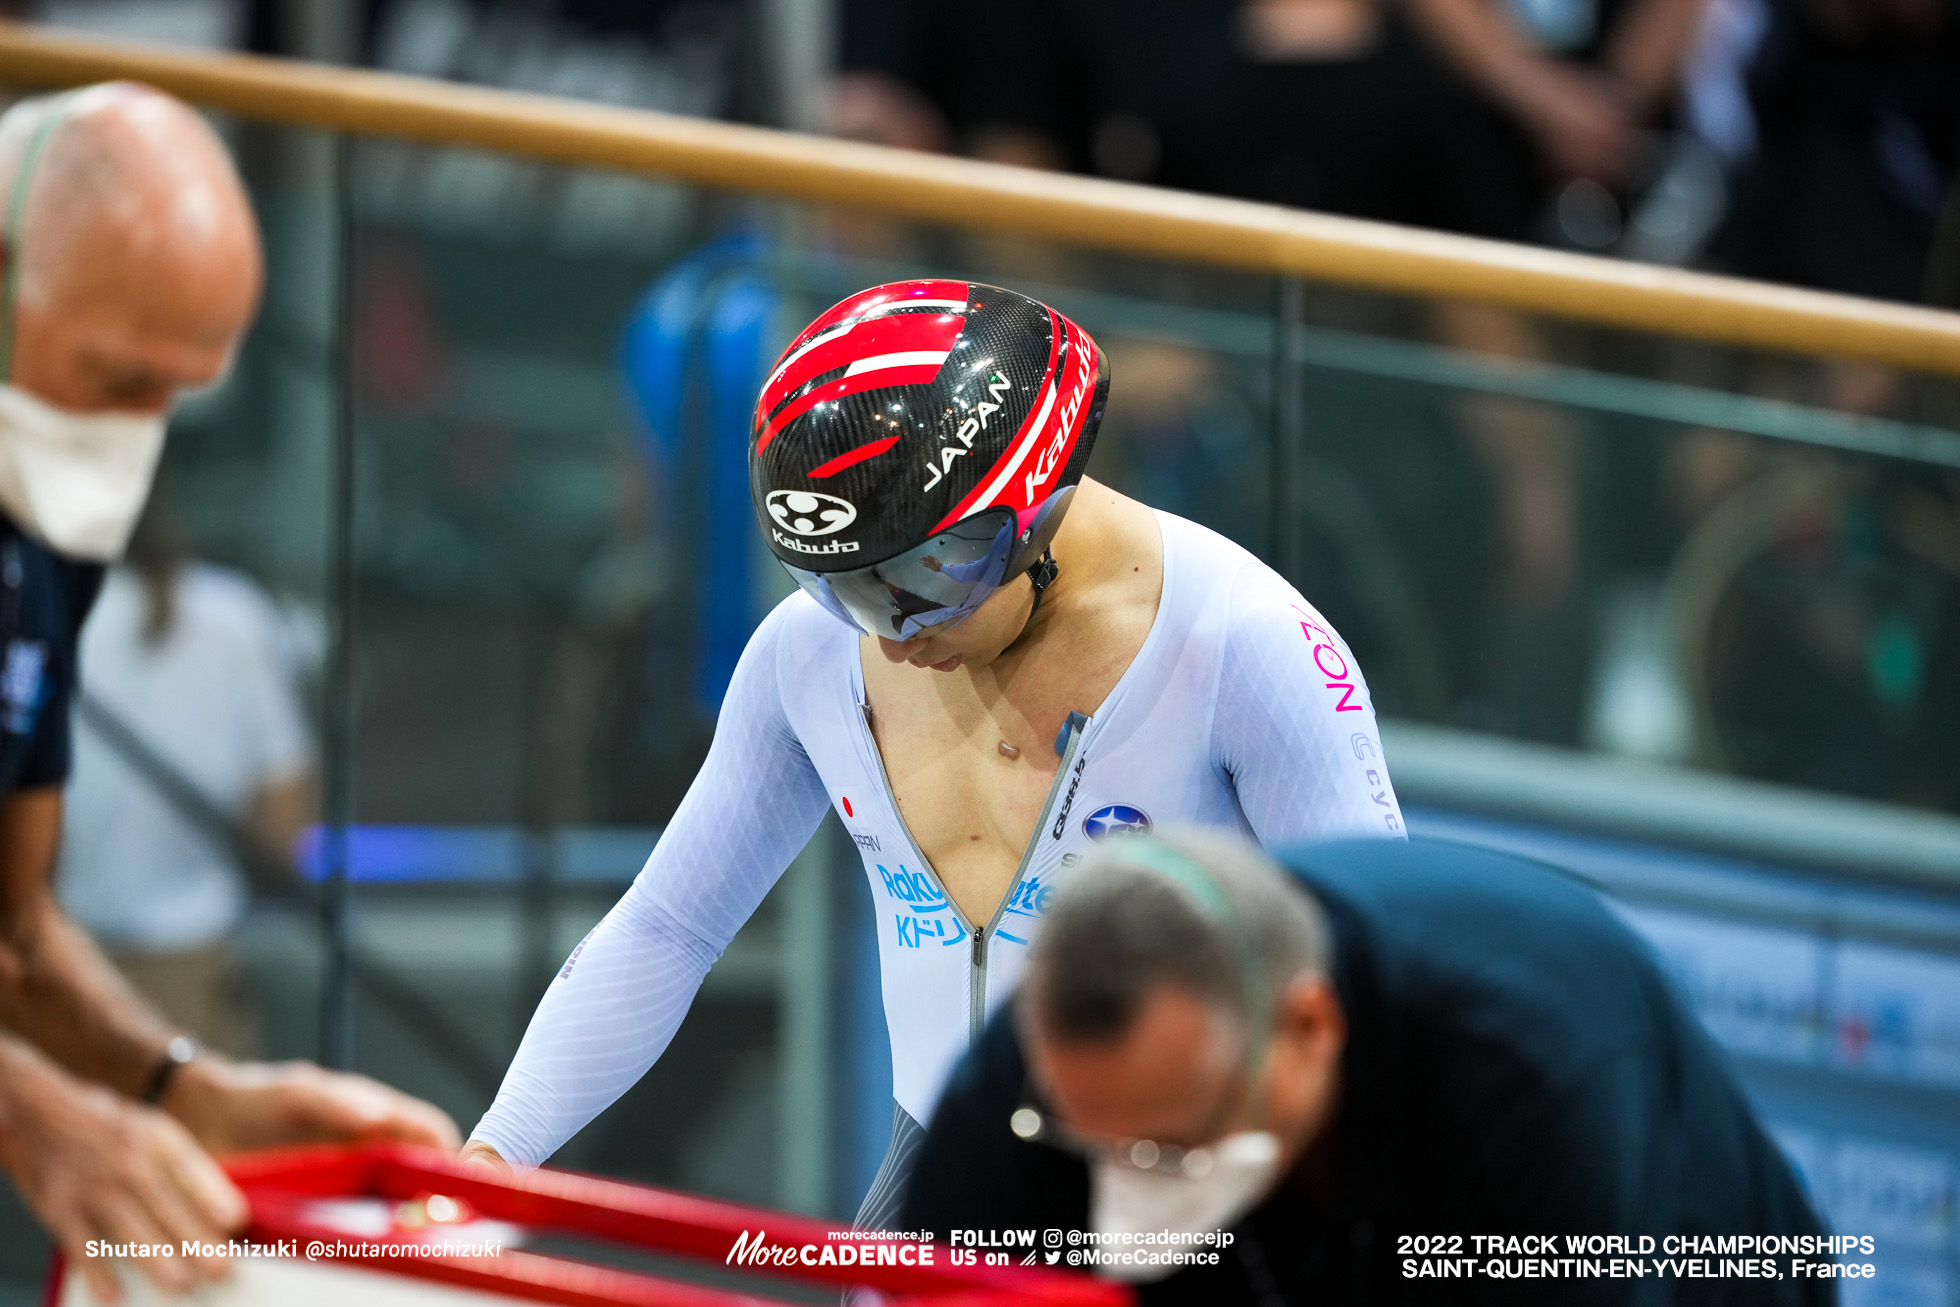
[469, 604, 831, 1168]
[1213, 566, 1407, 846]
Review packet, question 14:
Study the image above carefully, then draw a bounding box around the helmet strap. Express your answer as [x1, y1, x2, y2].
[1025, 550, 1059, 622]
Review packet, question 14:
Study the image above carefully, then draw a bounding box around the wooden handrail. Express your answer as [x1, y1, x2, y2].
[0, 22, 1956, 376]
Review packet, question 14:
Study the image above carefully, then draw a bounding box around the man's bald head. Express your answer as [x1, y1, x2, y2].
[0, 83, 261, 413]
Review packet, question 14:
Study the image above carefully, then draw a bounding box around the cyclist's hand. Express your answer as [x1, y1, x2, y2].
[458, 1140, 514, 1178]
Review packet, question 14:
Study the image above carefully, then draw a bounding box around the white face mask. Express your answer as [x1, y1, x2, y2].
[0, 385, 165, 561]
[1089, 1130, 1282, 1282]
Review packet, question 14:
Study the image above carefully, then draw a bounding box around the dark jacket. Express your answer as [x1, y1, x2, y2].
[903, 838, 1831, 1305]
[0, 515, 102, 795]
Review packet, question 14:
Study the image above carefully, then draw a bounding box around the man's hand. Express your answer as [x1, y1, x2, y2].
[0, 1044, 246, 1304]
[1509, 61, 1643, 184]
[162, 1055, 462, 1156]
[1400, 0, 1647, 185]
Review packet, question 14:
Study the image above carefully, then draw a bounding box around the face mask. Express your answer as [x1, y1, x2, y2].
[0, 90, 169, 562]
[0, 386, 165, 561]
[1089, 1130, 1282, 1282]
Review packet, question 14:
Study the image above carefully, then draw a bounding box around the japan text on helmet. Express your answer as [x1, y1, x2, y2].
[750, 280, 1108, 640]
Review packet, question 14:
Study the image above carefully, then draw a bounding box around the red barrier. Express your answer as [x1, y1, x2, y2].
[44, 1142, 1130, 1307]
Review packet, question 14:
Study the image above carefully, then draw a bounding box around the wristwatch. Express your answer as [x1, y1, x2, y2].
[141, 1034, 202, 1105]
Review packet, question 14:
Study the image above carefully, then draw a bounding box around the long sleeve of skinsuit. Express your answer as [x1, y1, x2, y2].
[469, 601, 830, 1167]
[1211, 561, 1407, 847]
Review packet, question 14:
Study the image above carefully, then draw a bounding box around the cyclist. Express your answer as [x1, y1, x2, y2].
[464, 280, 1404, 1224]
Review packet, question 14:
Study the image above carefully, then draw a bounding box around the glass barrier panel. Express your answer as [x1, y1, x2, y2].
[334, 139, 843, 1213]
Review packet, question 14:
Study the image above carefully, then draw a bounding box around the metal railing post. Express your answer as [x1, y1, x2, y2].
[1271, 276, 1306, 583]
[318, 129, 357, 1071]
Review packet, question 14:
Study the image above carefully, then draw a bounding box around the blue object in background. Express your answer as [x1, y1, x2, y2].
[293, 824, 661, 884]
[699, 273, 776, 706]
[620, 229, 778, 709]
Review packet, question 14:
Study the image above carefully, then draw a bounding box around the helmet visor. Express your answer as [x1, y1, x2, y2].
[783, 507, 1018, 640]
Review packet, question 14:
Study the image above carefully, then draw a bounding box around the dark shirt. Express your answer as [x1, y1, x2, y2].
[1720, 0, 1960, 301]
[844, 0, 1532, 240]
[902, 838, 1830, 1305]
[0, 515, 103, 795]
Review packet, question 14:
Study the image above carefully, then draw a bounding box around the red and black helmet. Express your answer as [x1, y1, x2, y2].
[750, 280, 1108, 639]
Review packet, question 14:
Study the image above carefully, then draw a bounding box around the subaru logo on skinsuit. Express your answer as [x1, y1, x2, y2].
[1082, 804, 1151, 841]
[766, 489, 856, 537]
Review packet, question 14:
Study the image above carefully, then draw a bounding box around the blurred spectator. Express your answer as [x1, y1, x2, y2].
[1402, 0, 1714, 249]
[1717, 0, 1959, 301]
[832, 1, 969, 155]
[363, 0, 735, 114]
[353, 0, 740, 252]
[838, 0, 1610, 743]
[37, 0, 245, 50]
[841, 0, 1529, 240]
[1932, 170, 1960, 306]
[839, 0, 1720, 250]
[56, 495, 315, 1057]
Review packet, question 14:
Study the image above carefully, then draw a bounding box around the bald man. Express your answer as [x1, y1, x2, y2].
[0, 84, 458, 1302]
